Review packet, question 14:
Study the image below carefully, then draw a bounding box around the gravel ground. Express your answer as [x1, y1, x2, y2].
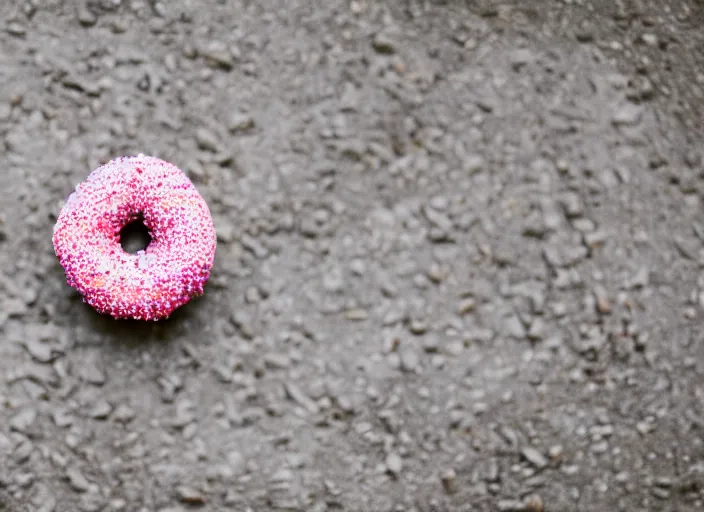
[1, 1, 704, 511]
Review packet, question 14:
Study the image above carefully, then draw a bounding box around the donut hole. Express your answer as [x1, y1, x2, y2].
[119, 216, 152, 254]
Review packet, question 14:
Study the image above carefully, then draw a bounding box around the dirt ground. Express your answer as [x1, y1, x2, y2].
[1, 1, 704, 511]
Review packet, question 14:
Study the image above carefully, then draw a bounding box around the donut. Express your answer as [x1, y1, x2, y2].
[53, 154, 217, 321]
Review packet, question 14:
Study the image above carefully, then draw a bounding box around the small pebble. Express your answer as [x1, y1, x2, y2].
[5, 21, 27, 36]
[112, 404, 136, 423]
[457, 297, 476, 315]
[593, 285, 611, 314]
[524, 494, 545, 512]
[400, 348, 420, 373]
[176, 485, 206, 505]
[612, 104, 643, 126]
[521, 446, 548, 469]
[195, 127, 221, 152]
[88, 399, 112, 420]
[228, 112, 255, 133]
[66, 467, 91, 493]
[385, 452, 403, 476]
[372, 30, 397, 54]
[77, 4, 98, 27]
[548, 445, 564, 460]
[440, 468, 457, 493]
[10, 408, 37, 433]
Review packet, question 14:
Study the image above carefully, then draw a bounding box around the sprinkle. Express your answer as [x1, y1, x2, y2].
[52, 155, 217, 320]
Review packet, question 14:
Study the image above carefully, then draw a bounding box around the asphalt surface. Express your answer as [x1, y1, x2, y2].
[1, 1, 704, 511]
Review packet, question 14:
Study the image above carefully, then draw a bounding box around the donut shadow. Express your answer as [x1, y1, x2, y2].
[72, 288, 216, 350]
[56, 240, 226, 352]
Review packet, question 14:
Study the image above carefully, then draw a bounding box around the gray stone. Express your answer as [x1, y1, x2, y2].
[400, 348, 420, 372]
[228, 112, 255, 132]
[66, 467, 91, 493]
[10, 408, 37, 434]
[385, 452, 403, 475]
[24, 339, 53, 363]
[5, 21, 27, 36]
[88, 399, 112, 420]
[372, 30, 398, 54]
[505, 315, 527, 339]
[612, 104, 643, 126]
[176, 485, 206, 505]
[195, 127, 221, 152]
[521, 446, 548, 469]
[77, 4, 98, 26]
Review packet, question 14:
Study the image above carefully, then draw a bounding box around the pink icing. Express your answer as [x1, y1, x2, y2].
[53, 155, 217, 320]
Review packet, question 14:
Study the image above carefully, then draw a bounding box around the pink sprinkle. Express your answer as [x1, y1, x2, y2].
[53, 154, 217, 320]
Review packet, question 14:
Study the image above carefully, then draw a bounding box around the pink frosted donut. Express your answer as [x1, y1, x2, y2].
[53, 154, 217, 320]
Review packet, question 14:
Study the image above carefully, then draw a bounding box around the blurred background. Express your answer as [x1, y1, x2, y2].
[0, 1, 703, 511]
